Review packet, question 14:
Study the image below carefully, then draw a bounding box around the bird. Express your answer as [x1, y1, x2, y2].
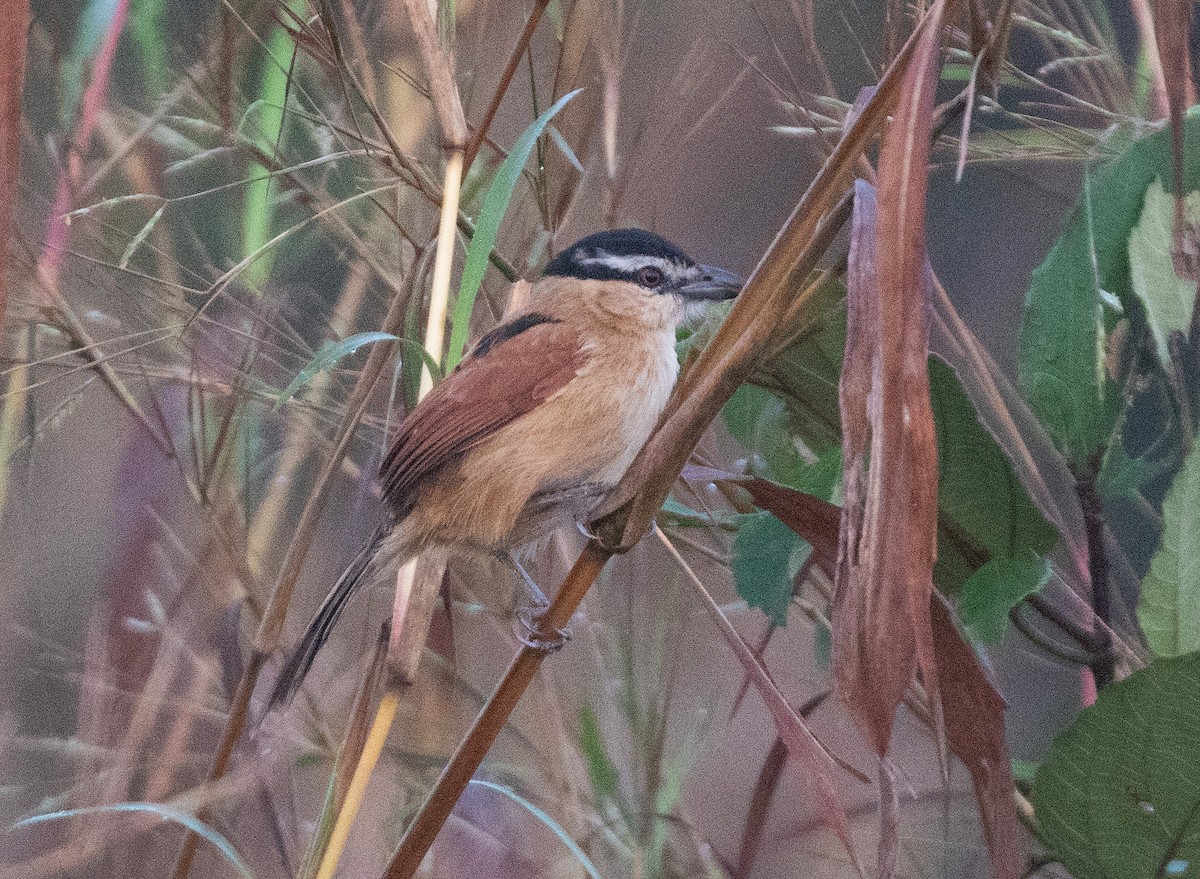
[270, 228, 741, 705]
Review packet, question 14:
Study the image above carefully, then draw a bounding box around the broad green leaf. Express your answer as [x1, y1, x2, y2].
[275, 332, 439, 409]
[721, 384, 810, 486]
[15, 802, 256, 879]
[720, 379, 844, 501]
[1138, 440, 1200, 656]
[739, 291, 1057, 596]
[444, 89, 582, 370]
[658, 496, 737, 528]
[958, 550, 1052, 644]
[747, 279, 846, 452]
[1032, 652, 1200, 879]
[930, 356, 1060, 594]
[1018, 112, 1200, 465]
[1098, 438, 1171, 502]
[1011, 759, 1039, 786]
[1128, 180, 1200, 368]
[732, 511, 807, 625]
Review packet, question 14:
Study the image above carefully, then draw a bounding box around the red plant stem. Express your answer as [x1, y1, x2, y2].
[462, 0, 551, 172]
[37, 0, 131, 297]
[0, 0, 30, 332]
[1074, 452, 1114, 691]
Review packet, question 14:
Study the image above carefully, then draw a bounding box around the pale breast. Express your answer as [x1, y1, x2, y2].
[405, 325, 678, 553]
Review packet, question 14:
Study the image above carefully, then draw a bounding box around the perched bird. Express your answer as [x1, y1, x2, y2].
[271, 228, 741, 704]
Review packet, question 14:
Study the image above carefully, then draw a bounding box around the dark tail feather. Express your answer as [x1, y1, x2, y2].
[269, 523, 391, 708]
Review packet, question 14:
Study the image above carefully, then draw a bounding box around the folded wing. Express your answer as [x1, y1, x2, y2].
[380, 312, 586, 516]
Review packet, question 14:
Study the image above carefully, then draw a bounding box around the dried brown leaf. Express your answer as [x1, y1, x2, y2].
[679, 463, 840, 569]
[931, 596, 1022, 879]
[592, 2, 954, 556]
[398, 0, 467, 147]
[834, 0, 945, 759]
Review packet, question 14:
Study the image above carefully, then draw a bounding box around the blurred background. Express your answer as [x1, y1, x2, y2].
[0, 1, 1182, 877]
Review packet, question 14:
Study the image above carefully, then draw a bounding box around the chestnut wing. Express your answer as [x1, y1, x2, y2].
[380, 313, 584, 514]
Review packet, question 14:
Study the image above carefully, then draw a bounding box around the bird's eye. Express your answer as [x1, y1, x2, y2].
[637, 266, 665, 287]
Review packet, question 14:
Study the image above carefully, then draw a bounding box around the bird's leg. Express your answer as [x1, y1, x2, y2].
[503, 554, 570, 652]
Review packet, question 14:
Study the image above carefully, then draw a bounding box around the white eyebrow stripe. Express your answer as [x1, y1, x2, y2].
[577, 250, 693, 280]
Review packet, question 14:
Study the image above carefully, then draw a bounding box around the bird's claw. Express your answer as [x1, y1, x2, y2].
[516, 606, 571, 652]
[576, 520, 600, 541]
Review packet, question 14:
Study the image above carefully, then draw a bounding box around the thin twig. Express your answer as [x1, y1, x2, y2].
[462, 0, 552, 171]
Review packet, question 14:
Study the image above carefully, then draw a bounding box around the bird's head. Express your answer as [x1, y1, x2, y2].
[540, 228, 742, 327]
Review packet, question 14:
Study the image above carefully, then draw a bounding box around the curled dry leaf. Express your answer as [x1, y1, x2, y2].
[589, 3, 956, 552]
[834, 0, 944, 758]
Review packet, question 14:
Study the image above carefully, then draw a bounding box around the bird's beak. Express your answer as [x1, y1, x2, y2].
[677, 265, 743, 301]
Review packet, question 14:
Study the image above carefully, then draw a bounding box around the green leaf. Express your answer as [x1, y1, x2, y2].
[1011, 758, 1039, 786]
[1138, 440, 1200, 657]
[275, 332, 438, 409]
[1018, 112, 1200, 465]
[1032, 652, 1200, 879]
[732, 511, 807, 625]
[958, 550, 1052, 644]
[241, 5, 307, 288]
[930, 357, 1060, 594]
[130, 0, 169, 93]
[14, 802, 257, 879]
[721, 384, 807, 483]
[745, 295, 1058, 595]
[1128, 180, 1200, 368]
[747, 278, 846, 452]
[1098, 439, 1171, 502]
[577, 706, 620, 804]
[658, 496, 737, 528]
[444, 89, 582, 370]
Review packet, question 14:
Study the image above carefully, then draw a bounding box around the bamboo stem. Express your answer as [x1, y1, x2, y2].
[314, 690, 401, 879]
[418, 148, 463, 397]
[314, 140, 463, 873]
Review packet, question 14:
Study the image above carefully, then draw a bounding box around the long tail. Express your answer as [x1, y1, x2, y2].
[269, 522, 392, 708]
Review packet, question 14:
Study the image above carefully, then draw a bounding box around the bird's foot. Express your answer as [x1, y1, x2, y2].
[516, 606, 571, 652]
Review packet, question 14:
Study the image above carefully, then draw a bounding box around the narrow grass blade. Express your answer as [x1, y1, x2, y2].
[444, 89, 581, 370]
[275, 332, 440, 409]
[467, 780, 604, 879]
[14, 802, 257, 879]
[0, 0, 29, 328]
[242, 1, 306, 288]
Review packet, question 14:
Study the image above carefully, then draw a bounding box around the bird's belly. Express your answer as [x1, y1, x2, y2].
[403, 337, 676, 553]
